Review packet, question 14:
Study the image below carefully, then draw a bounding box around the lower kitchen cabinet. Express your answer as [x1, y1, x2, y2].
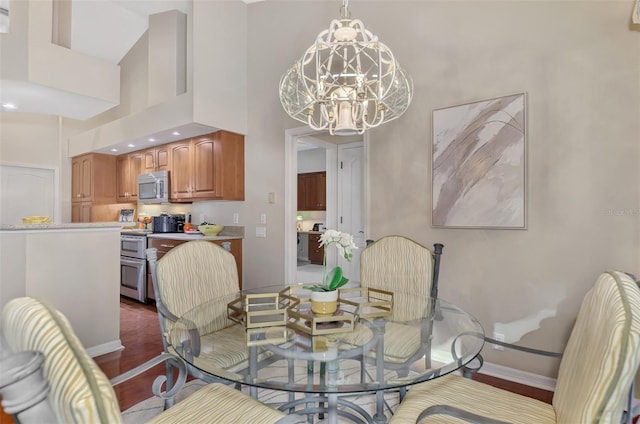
[146, 237, 243, 300]
[71, 202, 92, 223]
[308, 233, 324, 265]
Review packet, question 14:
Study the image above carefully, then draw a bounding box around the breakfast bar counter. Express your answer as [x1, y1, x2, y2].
[0, 223, 122, 357]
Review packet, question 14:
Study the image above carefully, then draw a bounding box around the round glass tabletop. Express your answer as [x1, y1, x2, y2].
[169, 284, 484, 394]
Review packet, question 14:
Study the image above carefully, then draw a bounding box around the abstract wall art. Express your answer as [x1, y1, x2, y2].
[432, 93, 526, 229]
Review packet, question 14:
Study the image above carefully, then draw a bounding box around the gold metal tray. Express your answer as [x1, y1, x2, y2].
[286, 299, 356, 335]
[227, 289, 299, 329]
[338, 287, 393, 319]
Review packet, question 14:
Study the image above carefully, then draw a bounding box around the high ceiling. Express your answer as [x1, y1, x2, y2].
[70, 0, 189, 65]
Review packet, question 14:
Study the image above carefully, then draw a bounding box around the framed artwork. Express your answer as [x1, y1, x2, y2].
[431, 93, 526, 229]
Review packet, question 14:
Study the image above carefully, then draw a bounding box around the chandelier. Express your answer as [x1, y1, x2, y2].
[279, 0, 413, 136]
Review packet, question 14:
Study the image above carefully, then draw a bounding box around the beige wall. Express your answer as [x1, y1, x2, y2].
[0, 228, 121, 353]
[247, 0, 640, 379]
[1, 0, 638, 381]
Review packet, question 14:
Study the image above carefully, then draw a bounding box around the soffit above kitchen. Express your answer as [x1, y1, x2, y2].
[1, 0, 257, 121]
[68, 0, 250, 156]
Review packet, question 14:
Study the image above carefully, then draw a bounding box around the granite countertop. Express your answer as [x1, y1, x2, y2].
[1, 222, 123, 231]
[124, 225, 244, 240]
[146, 233, 242, 241]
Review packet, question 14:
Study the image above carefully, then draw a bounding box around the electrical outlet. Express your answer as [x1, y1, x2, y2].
[233, 213, 239, 224]
[493, 332, 505, 350]
[260, 213, 267, 224]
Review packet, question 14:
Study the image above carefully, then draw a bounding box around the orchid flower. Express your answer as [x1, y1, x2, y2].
[306, 230, 357, 292]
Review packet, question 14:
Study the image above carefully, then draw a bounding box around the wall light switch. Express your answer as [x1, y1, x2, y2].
[268, 192, 276, 204]
[256, 227, 267, 238]
[260, 213, 267, 224]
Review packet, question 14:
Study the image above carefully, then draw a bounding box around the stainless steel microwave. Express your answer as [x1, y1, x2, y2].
[137, 170, 169, 204]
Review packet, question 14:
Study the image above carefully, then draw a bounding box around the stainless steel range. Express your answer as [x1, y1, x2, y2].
[120, 232, 147, 303]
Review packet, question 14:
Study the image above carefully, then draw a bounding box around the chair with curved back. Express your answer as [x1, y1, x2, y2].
[0, 296, 305, 424]
[146, 240, 250, 406]
[390, 270, 640, 424]
[338, 236, 444, 402]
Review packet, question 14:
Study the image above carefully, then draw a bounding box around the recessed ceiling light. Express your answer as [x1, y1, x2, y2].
[127, 144, 135, 148]
[111, 148, 118, 152]
[172, 131, 180, 136]
[148, 138, 156, 142]
[2, 103, 17, 110]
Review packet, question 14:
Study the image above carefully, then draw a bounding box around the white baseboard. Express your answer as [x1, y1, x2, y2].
[478, 361, 557, 392]
[477, 362, 640, 412]
[86, 339, 124, 358]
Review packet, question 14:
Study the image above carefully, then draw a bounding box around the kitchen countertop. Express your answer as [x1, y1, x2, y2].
[122, 225, 244, 240]
[297, 231, 324, 235]
[146, 233, 242, 241]
[1, 222, 122, 231]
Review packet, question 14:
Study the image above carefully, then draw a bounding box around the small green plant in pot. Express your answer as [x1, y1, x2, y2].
[305, 230, 357, 315]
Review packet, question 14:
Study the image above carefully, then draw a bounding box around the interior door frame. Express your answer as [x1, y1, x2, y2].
[284, 126, 369, 285]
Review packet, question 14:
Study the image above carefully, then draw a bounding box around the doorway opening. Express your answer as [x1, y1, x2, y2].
[284, 126, 367, 287]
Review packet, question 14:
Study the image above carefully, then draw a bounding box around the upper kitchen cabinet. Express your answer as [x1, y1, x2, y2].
[116, 152, 143, 202]
[142, 146, 170, 173]
[169, 130, 244, 202]
[297, 171, 326, 211]
[71, 154, 117, 204]
[71, 153, 117, 223]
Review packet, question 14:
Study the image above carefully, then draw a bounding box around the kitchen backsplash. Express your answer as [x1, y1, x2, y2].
[297, 210, 326, 232]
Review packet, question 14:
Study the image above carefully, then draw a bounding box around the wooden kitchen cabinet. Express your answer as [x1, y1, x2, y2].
[142, 145, 170, 173]
[71, 153, 117, 204]
[308, 233, 324, 265]
[71, 153, 117, 222]
[168, 140, 192, 200]
[146, 237, 243, 300]
[169, 130, 244, 202]
[71, 202, 92, 223]
[116, 151, 143, 202]
[297, 171, 326, 211]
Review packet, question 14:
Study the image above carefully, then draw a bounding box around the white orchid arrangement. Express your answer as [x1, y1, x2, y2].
[306, 230, 357, 292]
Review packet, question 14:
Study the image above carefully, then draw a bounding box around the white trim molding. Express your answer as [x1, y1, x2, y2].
[479, 361, 557, 392]
[86, 339, 124, 358]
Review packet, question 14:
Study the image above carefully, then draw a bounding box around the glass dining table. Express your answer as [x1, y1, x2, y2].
[168, 284, 484, 424]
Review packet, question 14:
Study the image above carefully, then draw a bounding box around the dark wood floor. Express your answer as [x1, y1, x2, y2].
[95, 296, 554, 413]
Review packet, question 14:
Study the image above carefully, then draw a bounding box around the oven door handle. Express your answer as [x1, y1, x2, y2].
[121, 257, 145, 266]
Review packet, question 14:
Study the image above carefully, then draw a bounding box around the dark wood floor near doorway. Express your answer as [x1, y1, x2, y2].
[95, 297, 554, 414]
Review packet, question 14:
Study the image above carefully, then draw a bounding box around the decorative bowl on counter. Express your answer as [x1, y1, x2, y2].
[22, 216, 51, 224]
[198, 224, 223, 236]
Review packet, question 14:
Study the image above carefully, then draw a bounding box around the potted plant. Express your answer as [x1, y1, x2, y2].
[305, 230, 357, 316]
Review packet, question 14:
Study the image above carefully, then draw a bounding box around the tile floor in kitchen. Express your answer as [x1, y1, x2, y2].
[296, 263, 323, 284]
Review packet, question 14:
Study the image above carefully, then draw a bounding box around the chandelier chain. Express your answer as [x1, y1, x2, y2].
[340, 0, 350, 19]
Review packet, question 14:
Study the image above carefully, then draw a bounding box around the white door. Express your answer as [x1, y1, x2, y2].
[337, 144, 364, 285]
[0, 165, 56, 225]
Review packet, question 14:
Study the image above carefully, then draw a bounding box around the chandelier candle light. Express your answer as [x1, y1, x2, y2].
[306, 230, 357, 316]
[279, 0, 413, 135]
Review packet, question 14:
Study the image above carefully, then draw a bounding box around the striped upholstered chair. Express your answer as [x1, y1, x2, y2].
[146, 241, 255, 404]
[338, 236, 443, 400]
[390, 270, 640, 424]
[0, 297, 304, 424]
[363, 237, 443, 364]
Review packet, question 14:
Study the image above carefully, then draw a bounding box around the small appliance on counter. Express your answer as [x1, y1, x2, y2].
[152, 213, 185, 233]
[312, 223, 326, 232]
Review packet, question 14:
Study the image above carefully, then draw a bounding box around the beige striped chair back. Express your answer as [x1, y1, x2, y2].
[2, 297, 122, 423]
[360, 236, 436, 322]
[553, 271, 640, 423]
[156, 241, 240, 336]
